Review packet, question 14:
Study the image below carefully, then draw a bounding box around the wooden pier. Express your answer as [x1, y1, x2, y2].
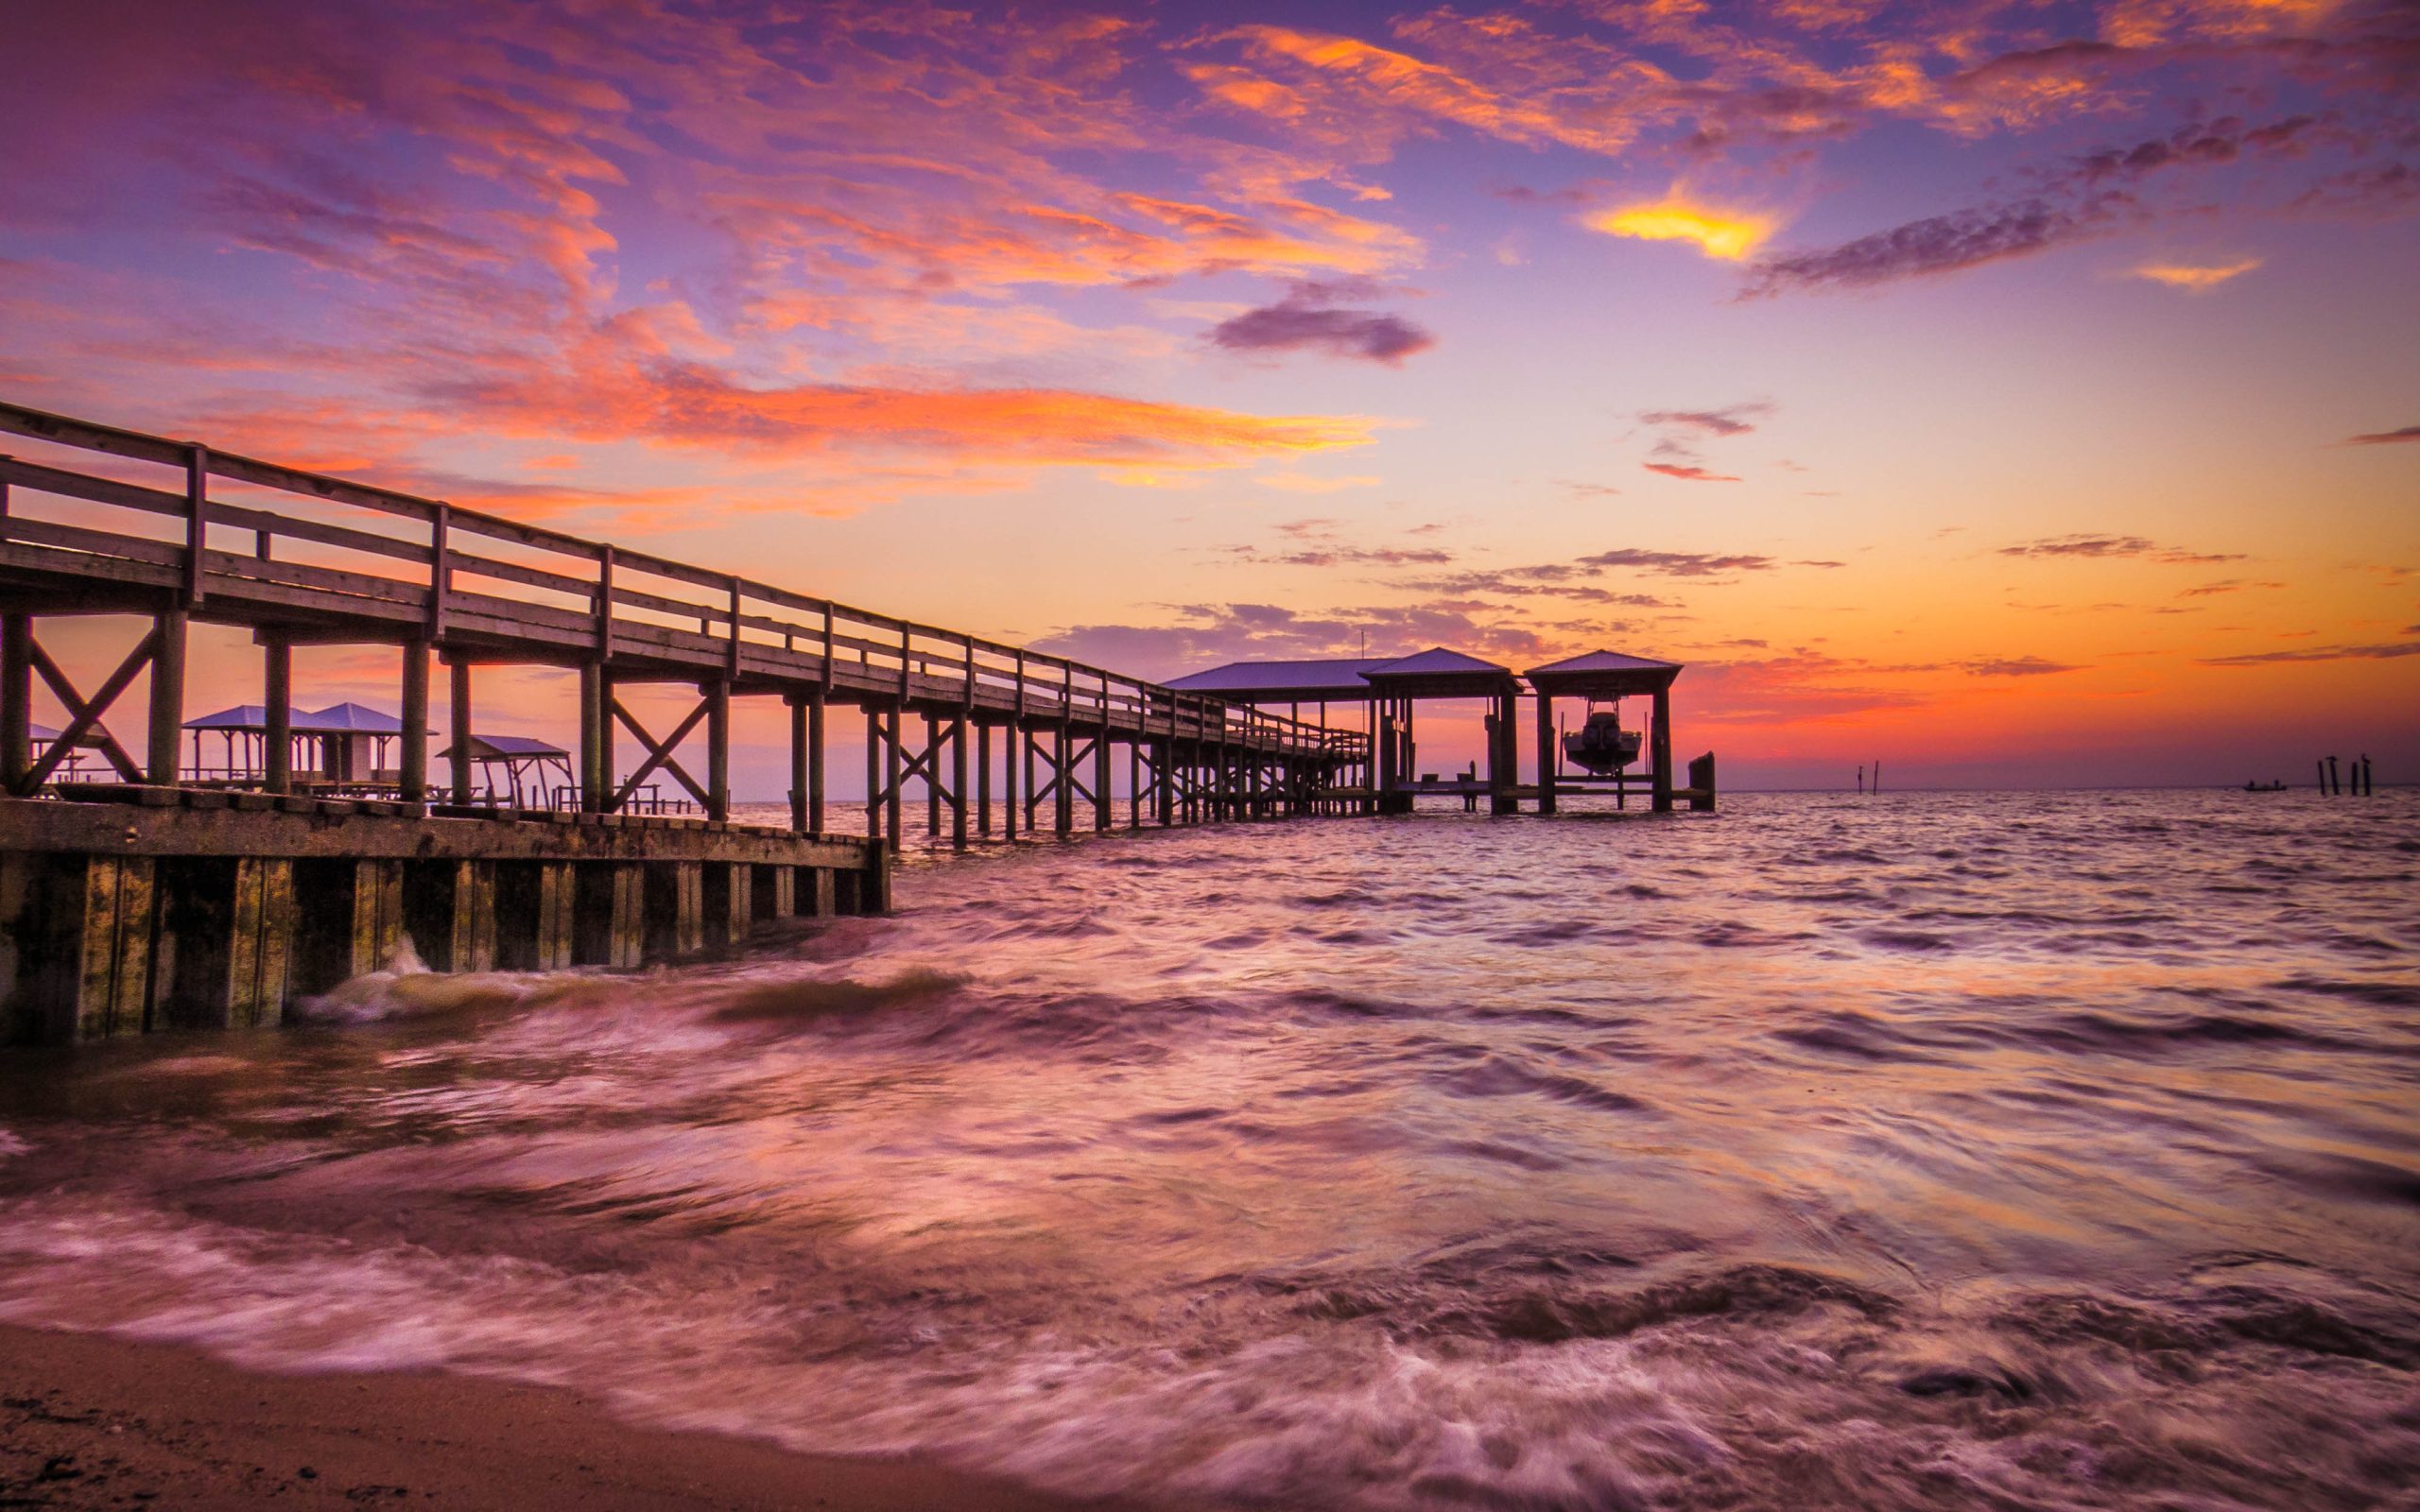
[0, 401, 1359, 1045]
[0, 400, 1715, 1049]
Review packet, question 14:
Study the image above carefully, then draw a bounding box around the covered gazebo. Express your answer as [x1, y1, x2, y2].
[184, 701, 405, 790]
[435, 734, 575, 811]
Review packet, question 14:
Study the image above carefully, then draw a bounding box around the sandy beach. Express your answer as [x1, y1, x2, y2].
[1, 1324, 1142, 1512]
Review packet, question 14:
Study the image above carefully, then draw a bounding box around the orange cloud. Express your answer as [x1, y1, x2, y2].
[2135, 256, 2264, 290]
[1585, 199, 1778, 261]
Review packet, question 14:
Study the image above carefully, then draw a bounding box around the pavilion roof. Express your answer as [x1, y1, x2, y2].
[1524, 649, 1683, 696]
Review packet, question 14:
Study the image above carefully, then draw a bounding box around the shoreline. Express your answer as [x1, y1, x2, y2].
[1, 1322, 1153, 1511]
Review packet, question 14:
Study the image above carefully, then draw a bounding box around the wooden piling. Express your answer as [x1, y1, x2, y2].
[400, 639, 429, 803]
[147, 609, 185, 784]
[1, 612, 29, 796]
[450, 660, 475, 805]
[706, 679, 732, 822]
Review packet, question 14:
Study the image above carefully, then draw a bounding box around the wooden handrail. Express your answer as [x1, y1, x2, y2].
[0, 399, 1359, 755]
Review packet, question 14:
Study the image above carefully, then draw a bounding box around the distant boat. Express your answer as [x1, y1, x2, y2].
[2242, 780, 2288, 792]
[1563, 700, 1642, 774]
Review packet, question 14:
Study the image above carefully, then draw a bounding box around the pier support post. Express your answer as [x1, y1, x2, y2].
[977, 722, 992, 837]
[1094, 726, 1112, 833]
[1154, 739, 1173, 825]
[952, 713, 969, 849]
[706, 678, 732, 822]
[264, 636, 293, 795]
[400, 639, 429, 803]
[1651, 687, 1674, 813]
[807, 694, 826, 832]
[1003, 719, 1018, 839]
[1054, 728, 1072, 836]
[147, 609, 186, 784]
[1, 612, 30, 795]
[865, 707, 882, 846]
[1533, 693, 1556, 816]
[884, 706, 904, 850]
[578, 663, 604, 811]
[450, 661, 475, 805]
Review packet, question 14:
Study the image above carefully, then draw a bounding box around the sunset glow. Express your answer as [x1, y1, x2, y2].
[1584, 201, 1780, 262]
[2, 0, 2412, 790]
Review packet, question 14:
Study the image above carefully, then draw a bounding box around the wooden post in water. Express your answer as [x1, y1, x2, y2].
[1651, 685, 1674, 814]
[787, 695, 810, 833]
[1054, 726, 1073, 835]
[865, 707, 882, 846]
[977, 722, 992, 836]
[1532, 691, 1555, 816]
[884, 705, 904, 848]
[1003, 717, 1018, 840]
[147, 609, 186, 785]
[399, 639, 429, 803]
[925, 713, 942, 836]
[950, 712, 969, 850]
[1094, 697, 1112, 833]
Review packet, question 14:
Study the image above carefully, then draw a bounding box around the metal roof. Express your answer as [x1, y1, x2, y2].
[1525, 648, 1683, 696]
[303, 702, 405, 732]
[1366, 647, 1512, 679]
[185, 702, 406, 733]
[438, 734, 568, 759]
[1163, 657, 1397, 699]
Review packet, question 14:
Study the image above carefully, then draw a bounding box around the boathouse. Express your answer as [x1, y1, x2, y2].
[1167, 646, 1713, 815]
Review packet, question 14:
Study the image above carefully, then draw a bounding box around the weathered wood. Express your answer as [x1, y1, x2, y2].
[0, 612, 29, 794]
[147, 609, 186, 784]
[226, 855, 294, 1027]
[400, 639, 429, 802]
[448, 660, 475, 803]
[265, 636, 293, 795]
[1651, 687, 1674, 814]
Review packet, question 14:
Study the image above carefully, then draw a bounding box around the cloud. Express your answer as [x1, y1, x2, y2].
[1644, 462, 1743, 482]
[1640, 404, 1772, 437]
[1997, 534, 2245, 564]
[1392, 568, 1683, 607]
[1579, 548, 1781, 576]
[1220, 518, 1455, 568]
[1744, 198, 2086, 295]
[2135, 256, 2265, 290]
[1962, 655, 2084, 676]
[2201, 639, 2420, 665]
[1585, 198, 1778, 261]
[1743, 114, 2341, 296]
[1558, 479, 1623, 498]
[1208, 284, 1436, 365]
[2344, 424, 2420, 445]
[2178, 577, 2286, 596]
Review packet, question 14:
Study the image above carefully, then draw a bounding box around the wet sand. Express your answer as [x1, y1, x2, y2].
[0, 1323, 1138, 1511]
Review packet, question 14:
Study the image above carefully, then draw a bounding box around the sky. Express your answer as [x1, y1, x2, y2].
[3, 0, 2415, 792]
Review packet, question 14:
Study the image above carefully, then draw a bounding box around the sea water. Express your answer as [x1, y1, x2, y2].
[2, 790, 2414, 1508]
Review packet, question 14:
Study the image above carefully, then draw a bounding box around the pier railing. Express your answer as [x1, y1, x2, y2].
[0, 402, 1350, 762]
